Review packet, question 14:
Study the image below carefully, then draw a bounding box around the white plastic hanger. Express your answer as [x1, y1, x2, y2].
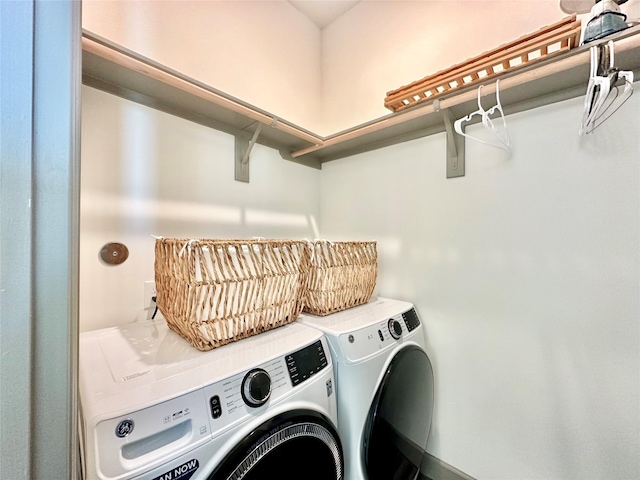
[454, 79, 511, 151]
[581, 43, 612, 131]
[592, 69, 633, 130]
[580, 40, 634, 135]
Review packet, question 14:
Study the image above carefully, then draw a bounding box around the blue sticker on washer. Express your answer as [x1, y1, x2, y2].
[152, 459, 199, 480]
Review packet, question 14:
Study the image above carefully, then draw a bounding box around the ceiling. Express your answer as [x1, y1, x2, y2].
[288, 0, 361, 29]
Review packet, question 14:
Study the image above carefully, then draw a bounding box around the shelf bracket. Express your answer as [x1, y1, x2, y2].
[235, 122, 263, 183]
[434, 100, 465, 179]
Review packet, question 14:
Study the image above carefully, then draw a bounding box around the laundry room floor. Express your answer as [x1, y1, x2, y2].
[419, 471, 462, 480]
[419, 455, 476, 480]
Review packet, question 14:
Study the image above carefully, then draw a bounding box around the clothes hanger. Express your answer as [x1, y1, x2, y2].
[580, 41, 622, 132]
[580, 40, 634, 135]
[580, 43, 612, 133]
[480, 93, 511, 150]
[589, 69, 633, 132]
[454, 79, 511, 151]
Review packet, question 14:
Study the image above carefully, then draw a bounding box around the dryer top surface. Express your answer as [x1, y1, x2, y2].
[298, 297, 414, 336]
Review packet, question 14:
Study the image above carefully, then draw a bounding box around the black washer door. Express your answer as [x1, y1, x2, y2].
[363, 346, 434, 480]
[207, 410, 343, 480]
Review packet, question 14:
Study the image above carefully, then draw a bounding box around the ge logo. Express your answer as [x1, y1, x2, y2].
[115, 419, 134, 438]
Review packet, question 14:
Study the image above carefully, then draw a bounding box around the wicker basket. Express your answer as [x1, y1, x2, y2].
[303, 240, 377, 316]
[154, 238, 309, 351]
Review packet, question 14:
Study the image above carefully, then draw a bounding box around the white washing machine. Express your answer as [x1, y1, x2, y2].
[298, 297, 434, 480]
[78, 320, 343, 480]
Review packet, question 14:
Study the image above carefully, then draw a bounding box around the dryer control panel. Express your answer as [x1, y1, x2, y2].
[402, 308, 421, 332]
[337, 308, 422, 363]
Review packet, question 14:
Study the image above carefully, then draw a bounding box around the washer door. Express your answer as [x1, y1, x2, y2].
[207, 410, 343, 480]
[363, 346, 434, 480]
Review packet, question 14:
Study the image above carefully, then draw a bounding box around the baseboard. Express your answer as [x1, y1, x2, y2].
[420, 452, 476, 480]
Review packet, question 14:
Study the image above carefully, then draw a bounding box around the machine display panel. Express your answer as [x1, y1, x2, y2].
[285, 340, 328, 386]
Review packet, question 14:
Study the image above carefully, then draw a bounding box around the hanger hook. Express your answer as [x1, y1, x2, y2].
[477, 84, 485, 112]
[495, 79, 502, 108]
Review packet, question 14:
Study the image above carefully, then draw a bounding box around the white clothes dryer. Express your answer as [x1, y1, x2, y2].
[298, 297, 434, 480]
[79, 320, 343, 480]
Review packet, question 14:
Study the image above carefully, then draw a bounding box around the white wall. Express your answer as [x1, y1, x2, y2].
[80, 86, 321, 331]
[319, 92, 640, 479]
[82, 0, 323, 131]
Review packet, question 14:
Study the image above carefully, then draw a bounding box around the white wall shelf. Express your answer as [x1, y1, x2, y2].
[82, 26, 640, 168]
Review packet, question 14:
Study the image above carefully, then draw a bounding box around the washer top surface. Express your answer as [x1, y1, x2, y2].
[79, 320, 324, 417]
[298, 297, 414, 336]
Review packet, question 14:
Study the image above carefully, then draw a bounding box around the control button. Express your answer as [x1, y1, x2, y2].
[210, 396, 222, 419]
[287, 356, 300, 387]
[388, 318, 403, 340]
[348, 335, 355, 343]
[378, 329, 384, 341]
[241, 369, 272, 408]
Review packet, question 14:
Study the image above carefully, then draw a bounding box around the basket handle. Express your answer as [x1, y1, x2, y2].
[178, 239, 200, 257]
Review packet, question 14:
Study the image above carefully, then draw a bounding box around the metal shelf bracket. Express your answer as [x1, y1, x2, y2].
[434, 100, 465, 179]
[235, 122, 263, 183]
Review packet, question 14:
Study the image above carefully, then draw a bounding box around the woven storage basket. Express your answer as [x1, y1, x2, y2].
[303, 240, 377, 316]
[154, 238, 309, 351]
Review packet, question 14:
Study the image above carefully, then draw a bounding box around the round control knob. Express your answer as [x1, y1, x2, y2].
[241, 369, 272, 408]
[388, 318, 403, 340]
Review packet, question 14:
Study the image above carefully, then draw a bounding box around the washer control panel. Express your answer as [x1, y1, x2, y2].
[285, 340, 328, 386]
[202, 338, 330, 435]
[203, 356, 288, 422]
[338, 308, 422, 362]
